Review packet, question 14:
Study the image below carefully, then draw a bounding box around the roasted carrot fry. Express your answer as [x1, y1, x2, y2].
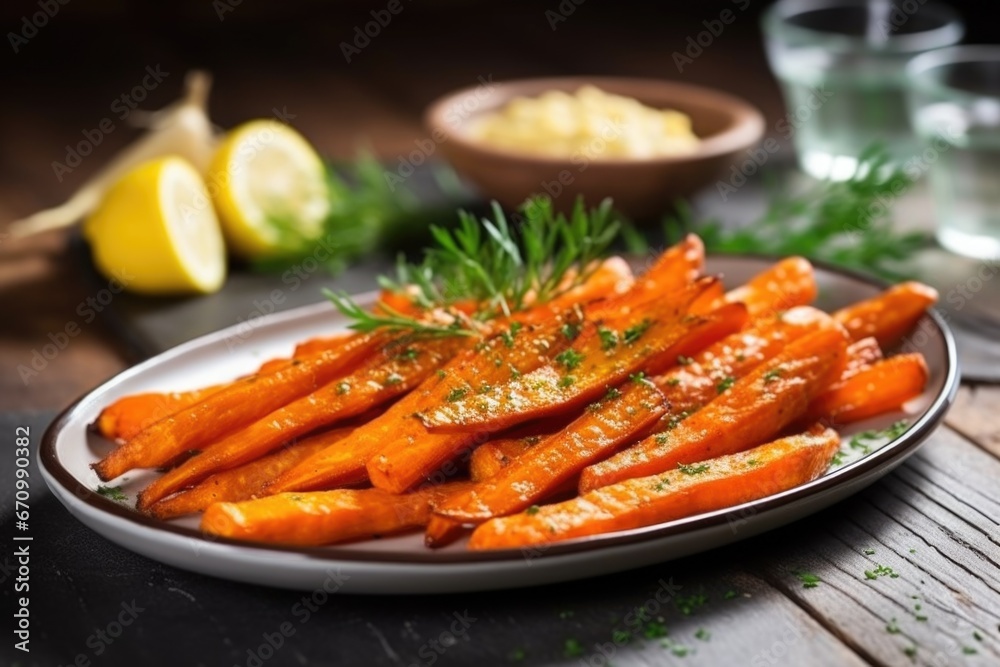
[147, 426, 355, 519]
[842, 337, 882, 379]
[94, 332, 385, 481]
[201, 482, 473, 546]
[724, 257, 818, 319]
[469, 436, 546, 481]
[469, 425, 839, 549]
[94, 386, 225, 442]
[136, 336, 466, 510]
[834, 281, 938, 347]
[579, 327, 848, 492]
[422, 278, 731, 434]
[805, 353, 928, 426]
[432, 379, 667, 527]
[275, 312, 582, 494]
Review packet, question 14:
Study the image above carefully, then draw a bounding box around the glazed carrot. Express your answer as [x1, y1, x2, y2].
[579, 327, 848, 492]
[202, 481, 474, 547]
[834, 281, 938, 347]
[94, 386, 225, 442]
[469, 436, 546, 481]
[136, 336, 467, 510]
[805, 353, 928, 426]
[147, 426, 355, 519]
[469, 425, 839, 549]
[422, 278, 733, 434]
[432, 379, 667, 526]
[94, 332, 385, 481]
[724, 257, 818, 319]
[271, 314, 581, 493]
[842, 337, 883, 379]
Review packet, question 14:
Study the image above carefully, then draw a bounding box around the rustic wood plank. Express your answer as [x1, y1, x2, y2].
[758, 426, 1000, 666]
[947, 386, 1000, 458]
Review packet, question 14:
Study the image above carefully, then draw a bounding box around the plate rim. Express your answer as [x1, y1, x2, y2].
[40, 256, 961, 565]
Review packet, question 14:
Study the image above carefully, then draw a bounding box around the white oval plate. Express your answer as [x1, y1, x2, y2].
[40, 257, 959, 594]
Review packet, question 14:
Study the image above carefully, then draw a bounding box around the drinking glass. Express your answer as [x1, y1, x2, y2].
[762, 0, 963, 180]
[907, 46, 1000, 259]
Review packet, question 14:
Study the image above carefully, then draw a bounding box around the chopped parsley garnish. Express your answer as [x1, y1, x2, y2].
[563, 638, 585, 657]
[478, 382, 493, 394]
[526, 505, 540, 515]
[864, 564, 899, 580]
[446, 387, 468, 402]
[886, 618, 901, 634]
[611, 629, 632, 644]
[396, 347, 419, 361]
[558, 375, 576, 388]
[623, 319, 653, 345]
[973, 630, 983, 641]
[795, 572, 821, 588]
[850, 420, 910, 454]
[606, 387, 622, 400]
[864, 548, 876, 555]
[643, 621, 668, 639]
[654, 478, 671, 491]
[716, 376, 735, 394]
[724, 590, 738, 600]
[694, 628, 711, 641]
[555, 349, 586, 371]
[598, 327, 619, 351]
[763, 368, 783, 383]
[655, 433, 669, 445]
[501, 322, 523, 348]
[962, 647, 978, 655]
[561, 322, 581, 341]
[667, 377, 681, 386]
[830, 450, 846, 466]
[677, 463, 710, 475]
[904, 645, 917, 659]
[676, 593, 708, 616]
[96, 485, 127, 502]
[435, 369, 447, 379]
[630, 372, 647, 383]
[336, 381, 351, 395]
[746, 458, 759, 467]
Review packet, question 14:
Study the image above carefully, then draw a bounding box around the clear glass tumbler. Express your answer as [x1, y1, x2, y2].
[907, 46, 1000, 260]
[762, 0, 963, 180]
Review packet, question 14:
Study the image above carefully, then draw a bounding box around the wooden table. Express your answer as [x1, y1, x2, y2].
[2, 3, 998, 666]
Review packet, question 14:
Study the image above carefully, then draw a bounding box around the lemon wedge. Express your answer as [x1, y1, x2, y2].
[84, 156, 227, 295]
[207, 120, 330, 259]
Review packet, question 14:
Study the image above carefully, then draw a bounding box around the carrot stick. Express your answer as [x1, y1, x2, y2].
[421, 277, 732, 434]
[201, 482, 474, 546]
[724, 257, 818, 319]
[842, 337, 882, 379]
[469, 436, 545, 481]
[147, 426, 355, 519]
[469, 425, 839, 549]
[94, 386, 225, 442]
[805, 353, 928, 426]
[273, 312, 582, 494]
[94, 332, 385, 481]
[432, 379, 667, 526]
[834, 281, 938, 347]
[579, 327, 848, 492]
[136, 336, 467, 510]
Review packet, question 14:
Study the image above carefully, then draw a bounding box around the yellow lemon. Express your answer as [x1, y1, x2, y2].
[84, 156, 227, 295]
[207, 120, 330, 259]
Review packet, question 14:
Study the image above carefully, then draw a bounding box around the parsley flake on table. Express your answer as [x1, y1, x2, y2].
[794, 572, 821, 588]
[96, 485, 127, 502]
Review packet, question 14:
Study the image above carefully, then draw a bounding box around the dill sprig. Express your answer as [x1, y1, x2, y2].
[328, 195, 620, 337]
[665, 146, 929, 282]
[381, 196, 619, 318]
[323, 289, 480, 338]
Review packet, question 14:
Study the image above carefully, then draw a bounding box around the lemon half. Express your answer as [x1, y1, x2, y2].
[84, 156, 227, 295]
[207, 120, 330, 259]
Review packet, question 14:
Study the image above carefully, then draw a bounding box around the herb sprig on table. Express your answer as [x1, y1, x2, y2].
[327, 196, 620, 337]
[665, 147, 929, 282]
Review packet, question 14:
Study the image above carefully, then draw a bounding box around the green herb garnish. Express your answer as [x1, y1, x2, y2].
[716, 376, 735, 394]
[795, 572, 821, 589]
[555, 349, 586, 371]
[623, 319, 653, 345]
[96, 485, 127, 502]
[446, 387, 468, 402]
[677, 463, 710, 476]
[598, 327, 619, 351]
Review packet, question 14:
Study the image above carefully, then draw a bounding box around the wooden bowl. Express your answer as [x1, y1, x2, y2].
[424, 76, 766, 218]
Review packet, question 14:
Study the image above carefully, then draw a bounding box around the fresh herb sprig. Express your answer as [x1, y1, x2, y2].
[329, 195, 620, 337]
[664, 147, 929, 281]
